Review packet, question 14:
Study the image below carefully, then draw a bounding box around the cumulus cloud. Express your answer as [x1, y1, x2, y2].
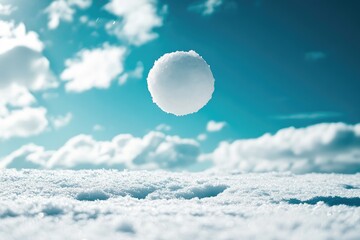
[0, 21, 56, 140]
[104, 0, 165, 46]
[207, 120, 226, 132]
[0, 21, 57, 94]
[3, 121, 360, 174]
[0, 21, 44, 54]
[61, 44, 127, 92]
[0, 108, 48, 140]
[44, 0, 92, 29]
[1, 132, 200, 170]
[207, 122, 360, 174]
[0, 4, 17, 16]
[189, 0, 224, 16]
[51, 113, 73, 129]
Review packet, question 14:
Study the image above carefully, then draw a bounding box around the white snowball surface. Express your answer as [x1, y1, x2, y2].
[147, 50, 215, 116]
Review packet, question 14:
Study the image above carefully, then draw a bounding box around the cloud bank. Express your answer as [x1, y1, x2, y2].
[1, 132, 200, 170]
[206, 122, 360, 174]
[2, 123, 359, 174]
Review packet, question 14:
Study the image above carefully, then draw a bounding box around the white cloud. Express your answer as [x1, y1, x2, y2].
[0, 107, 48, 140]
[0, 21, 44, 54]
[0, 21, 57, 93]
[93, 124, 105, 132]
[1, 132, 200, 170]
[273, 112, 341, 120]
[207, 122, 360, 174]
[119, 61, 144, 85]
[0, 4, 17, 16]
[61, 44, 127, 92]
[189, 0, 224, 16]
[3, 119, 359, 174]
[45, 0, 92, 29]
[0, 21, 57, 140]
[197, 133, 207, 141]
[51, 113, 73, 129]
[155, 124, 171, 132]
[104, 0, 165, 46]
[207, 120, 226, 132]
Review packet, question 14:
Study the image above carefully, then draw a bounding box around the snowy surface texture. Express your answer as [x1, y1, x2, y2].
[147, 50, 215, 116]
[0, 170, 359, 240]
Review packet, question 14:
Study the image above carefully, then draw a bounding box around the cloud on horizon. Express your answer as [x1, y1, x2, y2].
[1, 131, 200, 170]
[2, 123, 360, 174]
[205, 122, 360, 174]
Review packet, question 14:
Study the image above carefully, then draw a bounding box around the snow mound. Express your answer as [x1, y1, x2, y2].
[147, 50, 215, 116]
[0, 170, 359, 240]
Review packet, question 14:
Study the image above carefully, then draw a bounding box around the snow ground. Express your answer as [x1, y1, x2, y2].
[0, 170, 359, 240]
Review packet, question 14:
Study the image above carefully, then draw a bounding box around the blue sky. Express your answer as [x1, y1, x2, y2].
[0, 0, 359, 172]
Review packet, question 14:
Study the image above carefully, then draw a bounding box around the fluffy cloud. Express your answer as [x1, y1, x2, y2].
[0, 108, 48, 140]
[207, 120, 226, 132]
[0, 21, 57, 93]
[45, 0, 92, 29]
[1, 132, 200, 170]
[61, 44, 127, 92]
[104, 0, 165, 46]
[0, 21, 57, 140]
[189, 0, 224, 16]
[0, 21, 44, 54]
[0, 4, 17, 16]
[207, 122, 360, 174]
[155, 124, 171, 132]
[3, 122, 360, 174]
[51, 113, 73, 129]
[197, 134, 207, 141]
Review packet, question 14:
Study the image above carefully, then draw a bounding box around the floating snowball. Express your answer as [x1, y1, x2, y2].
[147, 50, 215, 116]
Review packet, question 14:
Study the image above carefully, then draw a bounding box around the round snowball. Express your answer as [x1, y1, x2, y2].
[147, 50, 215, 116]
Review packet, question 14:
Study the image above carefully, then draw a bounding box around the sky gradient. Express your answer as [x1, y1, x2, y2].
[0, 0, 359, 172]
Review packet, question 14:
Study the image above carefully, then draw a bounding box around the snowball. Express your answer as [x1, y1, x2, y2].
[147, 50, 215, 116]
